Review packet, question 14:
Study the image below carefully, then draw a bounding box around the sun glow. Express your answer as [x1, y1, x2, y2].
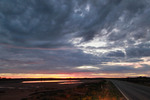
[0, 72, 149, 79]
[0, 73, 77, 79]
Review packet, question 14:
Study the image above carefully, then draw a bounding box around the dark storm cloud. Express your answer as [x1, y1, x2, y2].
[126, 43, 150, 57]
[0, 47, 100, 73]
[0, 0, 150, 75]
[124, 58, 143, 62]
[0, 0, 73, 48]
[126, 47, 150, 57]
[0, 0, 149, 48]
[99, 64, 150, 74]
[100, 66, 134, 73]
[106, 50, 125, 57]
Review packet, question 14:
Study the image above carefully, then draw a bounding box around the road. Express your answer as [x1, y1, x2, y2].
[111, 80, 150, 100]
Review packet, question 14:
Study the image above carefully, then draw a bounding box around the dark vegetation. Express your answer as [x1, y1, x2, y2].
[3, 77, 149, 100]
[21, 80, 125, 100]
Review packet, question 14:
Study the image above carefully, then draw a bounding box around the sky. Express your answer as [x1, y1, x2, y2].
[0, 0, 150, 78]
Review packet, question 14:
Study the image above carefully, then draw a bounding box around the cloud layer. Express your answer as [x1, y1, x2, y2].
[0, 0, 150, 77]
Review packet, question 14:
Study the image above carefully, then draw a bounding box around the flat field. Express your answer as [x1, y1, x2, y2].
[0, 79, 125, 100]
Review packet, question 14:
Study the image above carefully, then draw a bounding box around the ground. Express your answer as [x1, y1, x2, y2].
[0, 79, 126, 100]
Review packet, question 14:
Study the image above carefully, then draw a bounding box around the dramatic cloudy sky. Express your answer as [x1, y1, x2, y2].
[0, 0, 150, 78]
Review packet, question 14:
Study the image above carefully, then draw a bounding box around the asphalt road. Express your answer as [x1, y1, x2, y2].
[111, 80, 150, 100]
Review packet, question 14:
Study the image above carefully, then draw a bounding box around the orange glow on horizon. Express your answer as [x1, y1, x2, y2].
[0, 73, 77, 78]
[0, 73, 148, 79]
[0, 73, 96, 79]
